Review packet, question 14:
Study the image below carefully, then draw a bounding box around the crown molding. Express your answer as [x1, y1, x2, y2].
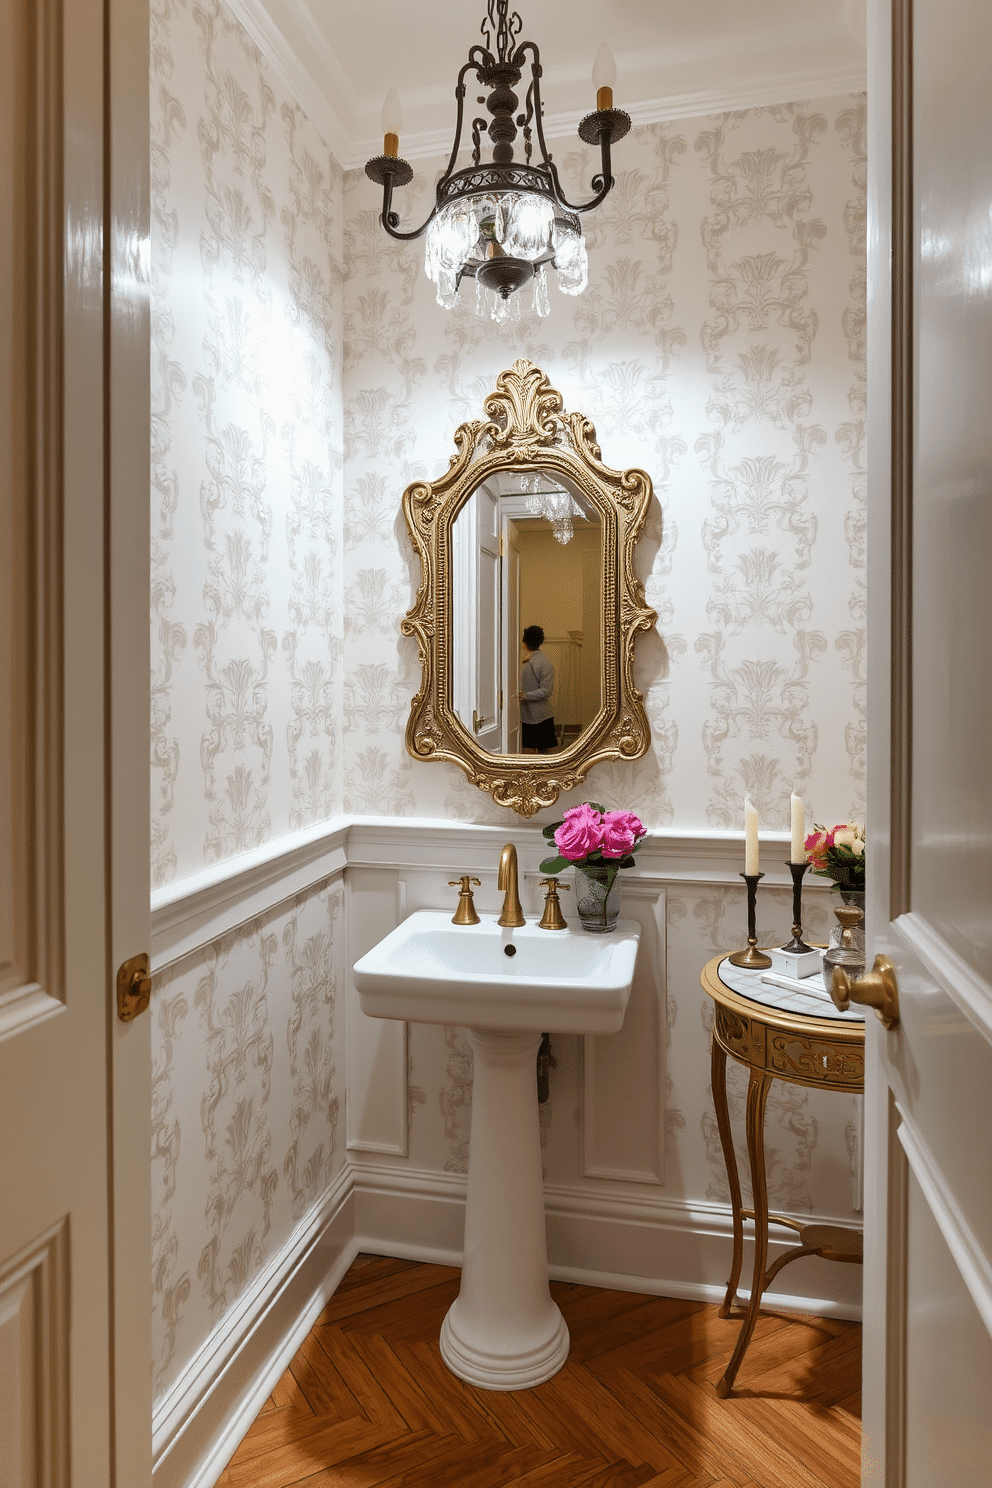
[222, 0, 866, 173]
[349, 66, 869, 170]
[223, 0, 354, 165]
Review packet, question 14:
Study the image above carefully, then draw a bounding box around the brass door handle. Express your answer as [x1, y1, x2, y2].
[830, 954, 900, 1030]
[472, 710, 490, 736]
[117, 952, 152, 1022]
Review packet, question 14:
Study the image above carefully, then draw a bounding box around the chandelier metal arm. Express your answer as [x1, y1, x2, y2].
[376, 177, 436, 242]
[371, 58, 494, 244]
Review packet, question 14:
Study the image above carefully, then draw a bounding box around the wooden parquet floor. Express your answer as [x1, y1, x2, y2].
[219, 1254, 861, 1488]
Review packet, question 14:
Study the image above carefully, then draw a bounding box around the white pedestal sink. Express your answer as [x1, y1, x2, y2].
[353, 910, 640, 1390]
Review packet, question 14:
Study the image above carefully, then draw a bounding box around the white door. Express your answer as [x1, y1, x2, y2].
[863, 0, 992, 1482]
[0, 0, 151, 1483]
[474, 485, 502, 753]
[502, 520, 522, 753]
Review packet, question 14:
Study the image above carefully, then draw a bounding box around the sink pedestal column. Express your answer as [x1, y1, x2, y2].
[440, 1029, 569, 1390]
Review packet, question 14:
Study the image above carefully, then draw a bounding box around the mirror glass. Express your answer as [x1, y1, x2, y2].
[450, 469, 604, 757]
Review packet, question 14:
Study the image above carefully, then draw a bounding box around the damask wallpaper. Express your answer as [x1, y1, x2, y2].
[151, 0, 344, 890]
[149, 0, 868, 1421]
[341, 95, 867, 832]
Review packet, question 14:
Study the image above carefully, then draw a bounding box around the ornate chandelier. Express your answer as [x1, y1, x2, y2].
[365, 1, 630, 321]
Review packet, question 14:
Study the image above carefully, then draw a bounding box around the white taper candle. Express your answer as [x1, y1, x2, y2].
[790, 793, 804, 863]
[744, 795, 759, 876]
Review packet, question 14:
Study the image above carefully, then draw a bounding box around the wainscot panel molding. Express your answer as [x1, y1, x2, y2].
[345, 871, 409, 1158]
[152, 1168, 355, 1488]
[583, 884, 668, 1185]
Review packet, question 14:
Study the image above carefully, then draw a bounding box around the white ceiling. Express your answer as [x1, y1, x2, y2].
[228, 0, 867, 169]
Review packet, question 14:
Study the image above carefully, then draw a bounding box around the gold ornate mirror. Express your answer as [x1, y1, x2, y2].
[402, 360, 657, 817]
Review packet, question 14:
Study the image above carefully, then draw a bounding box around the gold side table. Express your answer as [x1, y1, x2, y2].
[700, 952, 865, 1397]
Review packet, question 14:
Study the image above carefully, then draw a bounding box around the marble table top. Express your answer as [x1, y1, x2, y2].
[717, 949, 865, 1024]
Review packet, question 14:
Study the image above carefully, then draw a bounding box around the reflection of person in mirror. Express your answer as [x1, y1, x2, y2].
[519, 625, 557, 753]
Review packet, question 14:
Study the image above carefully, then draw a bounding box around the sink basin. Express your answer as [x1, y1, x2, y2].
[352, 910, 640, 1034]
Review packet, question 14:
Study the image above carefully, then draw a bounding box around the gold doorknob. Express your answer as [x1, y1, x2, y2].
[830, 954, 900, 1030]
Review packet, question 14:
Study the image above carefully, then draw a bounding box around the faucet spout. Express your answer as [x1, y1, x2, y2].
[497, 844, 526, 927]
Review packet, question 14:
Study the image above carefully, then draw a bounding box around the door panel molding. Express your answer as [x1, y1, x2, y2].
[897, 1107, 992, 1339]
[0, 0, 66, 1036]
[895, 911, 992, 1044]
[0, 1219, 69, 1488]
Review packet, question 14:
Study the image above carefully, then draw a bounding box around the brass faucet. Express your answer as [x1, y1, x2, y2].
[497, 843, 526, 927]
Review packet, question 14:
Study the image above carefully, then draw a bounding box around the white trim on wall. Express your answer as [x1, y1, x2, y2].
[151, 814, 807, 972]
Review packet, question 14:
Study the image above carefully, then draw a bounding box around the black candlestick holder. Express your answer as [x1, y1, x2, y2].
[781, 859, 815, 954]
[728, 872, 772, 969]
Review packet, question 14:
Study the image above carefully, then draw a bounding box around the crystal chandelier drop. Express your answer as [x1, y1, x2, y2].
[365, 2, 630, 320]
[520, 473, 581, 544]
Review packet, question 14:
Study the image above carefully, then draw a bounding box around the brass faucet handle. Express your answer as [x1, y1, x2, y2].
[831, 954, 900, 1030]
[448, 876, 482, 926]
[538, 876, 570, 931]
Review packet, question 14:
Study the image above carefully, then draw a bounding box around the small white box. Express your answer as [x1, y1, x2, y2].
[770, 946, 823, 980]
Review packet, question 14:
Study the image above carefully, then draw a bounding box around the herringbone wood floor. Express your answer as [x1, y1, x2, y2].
[219, 1254, 861, 1488]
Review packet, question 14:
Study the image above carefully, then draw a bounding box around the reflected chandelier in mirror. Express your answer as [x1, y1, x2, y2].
[401, 360, 657, 817]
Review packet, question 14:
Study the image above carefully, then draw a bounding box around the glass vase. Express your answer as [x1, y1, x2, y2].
[823, 889, 866, 983]
[574, 863, 622, 933]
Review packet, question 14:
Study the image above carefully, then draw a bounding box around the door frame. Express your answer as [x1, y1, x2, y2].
[106, 0, 153, 1478]
[863, 0, 911, 1477]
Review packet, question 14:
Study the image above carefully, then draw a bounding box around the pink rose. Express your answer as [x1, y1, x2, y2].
[804, 828, 829, 870]
[554, 804, 605, 861]
[600, 810, 646, 858]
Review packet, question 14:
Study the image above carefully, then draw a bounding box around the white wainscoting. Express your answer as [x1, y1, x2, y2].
[150, 816, 859, 1488]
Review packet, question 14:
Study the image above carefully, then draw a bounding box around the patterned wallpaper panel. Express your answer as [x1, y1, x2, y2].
[151, 0, 344, 889]
[150, 0, 347, 1405]
[341, 95, 867, 835]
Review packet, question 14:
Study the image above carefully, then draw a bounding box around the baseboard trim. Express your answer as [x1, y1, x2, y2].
[152, 1167, 357, 1488]
[352, 1161, 863, 1322]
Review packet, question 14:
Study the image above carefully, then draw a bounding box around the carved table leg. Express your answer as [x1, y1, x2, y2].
[711, 1036, 744, 1319]
[716, 1067, 771, 1398]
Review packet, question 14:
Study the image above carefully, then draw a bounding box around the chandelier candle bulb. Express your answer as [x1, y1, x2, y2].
[593, 42, 616, 110]
[790, 793, 804, 863]
[744, 795, 760, 876]
[381, 89, 402, 157]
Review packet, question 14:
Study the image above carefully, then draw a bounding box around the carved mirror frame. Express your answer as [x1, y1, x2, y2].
[401, 360, 657, 818]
